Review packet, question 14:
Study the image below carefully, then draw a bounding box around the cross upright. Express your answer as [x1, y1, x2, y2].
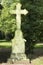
[10, 3, 28, 29]
[9, 3, 28, 62]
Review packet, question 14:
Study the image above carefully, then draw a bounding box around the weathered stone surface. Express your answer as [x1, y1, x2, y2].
[10, 2, 28, 54]
[0, 60, 30, 65]
[12, 30, 26, 53]
[9, 3, 28, 61]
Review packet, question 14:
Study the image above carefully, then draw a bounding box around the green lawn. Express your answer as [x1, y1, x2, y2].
[34, 43, 43, 48]
[0, 41, 11, 48]
[0, 41, 43, 48]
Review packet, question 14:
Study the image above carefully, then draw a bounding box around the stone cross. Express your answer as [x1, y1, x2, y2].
[10, 3, 28, 29]
[9, 3, 28, 61]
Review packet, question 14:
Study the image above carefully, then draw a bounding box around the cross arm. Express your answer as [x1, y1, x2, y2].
[21, 9, 28, 15]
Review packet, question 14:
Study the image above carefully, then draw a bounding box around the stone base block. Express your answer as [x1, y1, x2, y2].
[7, 53, 27, 63]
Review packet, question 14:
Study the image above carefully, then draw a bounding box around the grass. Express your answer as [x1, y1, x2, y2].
[32, 56, 43, 65]
[34, 43, 43, 48]
[0, 41, 43, 48]
[0, 41, 11, 48]
[32, 43, 43, 65]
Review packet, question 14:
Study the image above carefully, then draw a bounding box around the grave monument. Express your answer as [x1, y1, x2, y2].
[9, 3, 28, 62]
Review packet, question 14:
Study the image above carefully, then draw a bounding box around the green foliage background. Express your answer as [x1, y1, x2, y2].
[0, 0, 43, 53]
[20, 0, 43, 53]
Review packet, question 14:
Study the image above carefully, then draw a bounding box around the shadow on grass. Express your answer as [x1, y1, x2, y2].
[0, 47, 12, 63]
[0, 47, 43, 63]
[26, 47, 43, 62]
[0, 41, 43, 63]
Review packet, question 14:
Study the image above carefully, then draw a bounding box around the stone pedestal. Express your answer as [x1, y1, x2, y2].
[12, 30, 26, 53]
[8, 30, 26, 63]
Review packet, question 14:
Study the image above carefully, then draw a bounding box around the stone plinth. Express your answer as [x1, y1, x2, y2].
[1, 60, 30, 65]
[12, 30, 26, 54]
[8, 30, 26, 62]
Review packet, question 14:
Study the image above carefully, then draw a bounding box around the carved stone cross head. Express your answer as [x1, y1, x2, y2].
[10, 3, 28, 29]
